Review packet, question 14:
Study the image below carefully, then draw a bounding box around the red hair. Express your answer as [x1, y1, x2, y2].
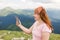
[34, 7, 53, 30]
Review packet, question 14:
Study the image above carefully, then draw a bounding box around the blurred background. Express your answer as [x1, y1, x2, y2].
[0, 0, 60, 40]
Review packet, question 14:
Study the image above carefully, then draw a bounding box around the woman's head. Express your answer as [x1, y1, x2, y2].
[34, 6, 53, 29]
[34, 7, 43, 21]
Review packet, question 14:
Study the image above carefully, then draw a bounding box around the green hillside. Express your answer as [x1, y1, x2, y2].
[0, 7, 33, 16]
[0, 30, 60, 40]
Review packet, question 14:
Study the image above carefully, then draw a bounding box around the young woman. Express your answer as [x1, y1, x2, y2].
[16, 6, 53, 40]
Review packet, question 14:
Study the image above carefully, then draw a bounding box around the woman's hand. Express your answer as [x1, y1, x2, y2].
[15, 16, 22, 27]
[15, 16, 34, 34]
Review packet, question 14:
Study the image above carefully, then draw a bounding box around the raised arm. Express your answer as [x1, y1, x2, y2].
[15, 16, 34, 34]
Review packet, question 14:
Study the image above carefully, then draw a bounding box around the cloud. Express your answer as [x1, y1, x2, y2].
[51, 0, 60, 3]
[32, 0, 52, 3]
[0, 0, 60, 9]
[32, 0, 60, 3]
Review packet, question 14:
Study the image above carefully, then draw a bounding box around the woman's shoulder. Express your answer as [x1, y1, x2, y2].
[42, 23, 52, 33]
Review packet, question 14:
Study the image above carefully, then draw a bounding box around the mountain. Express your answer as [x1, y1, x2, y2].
[0, 7, 34, 16]
[46, 9, 60, 34]
[0, 7, 34, 30]
[0, 7, 60, 34]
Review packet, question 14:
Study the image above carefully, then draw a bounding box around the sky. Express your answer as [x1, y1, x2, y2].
[0, 0, 60, 9]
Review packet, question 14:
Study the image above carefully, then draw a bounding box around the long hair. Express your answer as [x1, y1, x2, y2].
[34, 7, 53, 30]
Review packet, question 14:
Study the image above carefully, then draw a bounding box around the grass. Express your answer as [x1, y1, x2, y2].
[0, 30, 60, 40]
